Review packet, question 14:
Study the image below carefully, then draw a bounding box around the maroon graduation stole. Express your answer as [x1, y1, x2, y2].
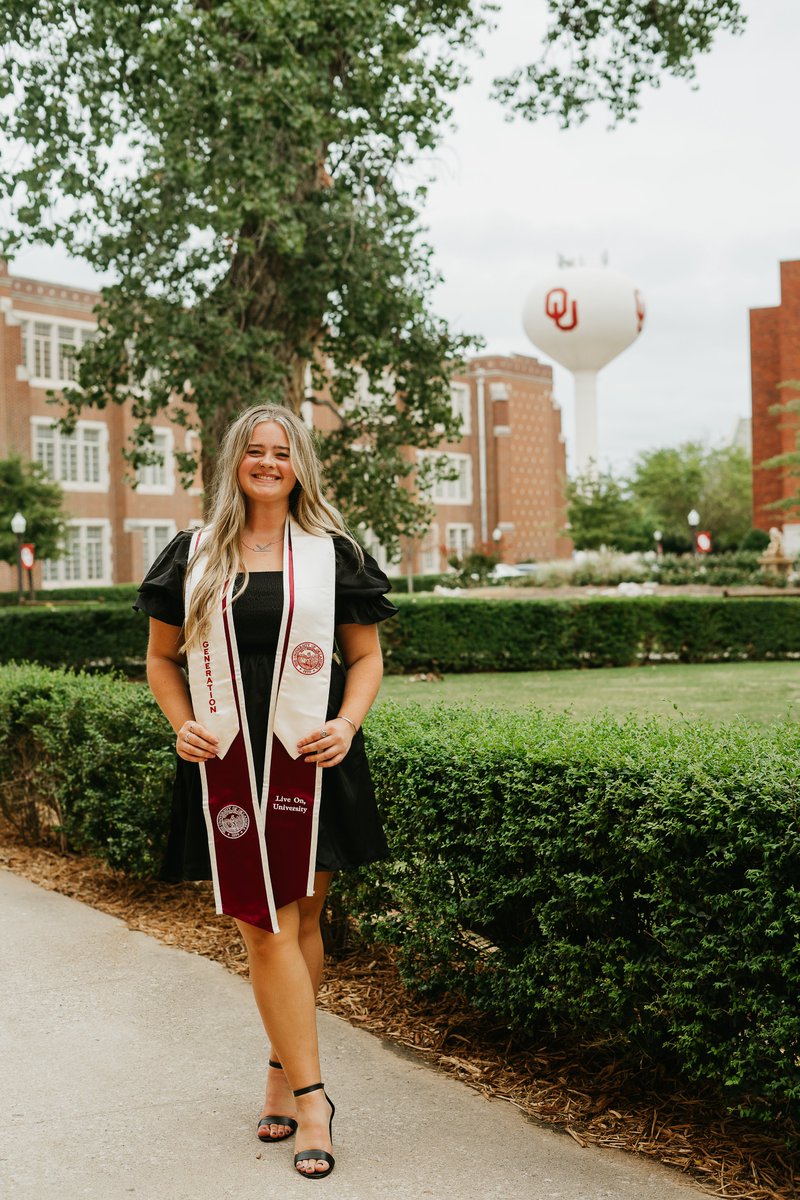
[185, 519, 335, 933]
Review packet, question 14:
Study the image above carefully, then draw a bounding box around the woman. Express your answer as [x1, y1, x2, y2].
[134, 404, 396, 1180]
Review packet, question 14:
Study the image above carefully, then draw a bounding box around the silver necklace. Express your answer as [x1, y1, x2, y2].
[241, 533, 283, 553]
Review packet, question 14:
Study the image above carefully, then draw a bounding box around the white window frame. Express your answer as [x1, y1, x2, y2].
[446, 523, 474, 560]
[450, 382, 472, 436]
[124, 519, 178, 571]
[418, 451, 473, 506]
[30, 416, 110, 493]
[136, 427, 175, 495]
[16, 311, 98, 387]
[419, 522, 441, 574]
[41, 519, 113, 588]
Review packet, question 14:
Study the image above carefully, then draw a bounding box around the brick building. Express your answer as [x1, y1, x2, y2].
[0, 263, 570, 589]
[750, 259, 800, 554]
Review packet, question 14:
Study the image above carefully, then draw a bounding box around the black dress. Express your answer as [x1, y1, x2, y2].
[133, 530, 397, 880]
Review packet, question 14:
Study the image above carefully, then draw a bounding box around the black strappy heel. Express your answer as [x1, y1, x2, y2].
[256, 1059, 298, 1143]
[292, 1082, 335, 1180]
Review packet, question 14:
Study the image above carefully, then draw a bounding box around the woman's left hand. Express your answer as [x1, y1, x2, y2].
[298, 717, 355, 767]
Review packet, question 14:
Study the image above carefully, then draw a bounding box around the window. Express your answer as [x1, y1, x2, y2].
[31, 419, 108, 491]
[446, 524, 474, 560]
[450, 383, 471, 435]
[142, 523, 174, 569]
[33, 423, 56, 478]
[42, 522, 111, 587]
[136, 429, 173, 493]
[420, 523, 441, 574]
[419, 452, 473, 505]
[16, 313, 97, 382]
[33, 321, 52, 378]
[58, 326, 79, 381]
[357, 527, 398, 576]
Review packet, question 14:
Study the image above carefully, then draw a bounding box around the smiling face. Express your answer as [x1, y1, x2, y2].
[236, 420, 298, 511]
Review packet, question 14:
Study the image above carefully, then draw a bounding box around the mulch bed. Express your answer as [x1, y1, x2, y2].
[2, 828, 796, 1200]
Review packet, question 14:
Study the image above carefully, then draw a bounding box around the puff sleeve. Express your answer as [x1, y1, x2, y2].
[132, 530, 194, 627]
[334, 537, 398, 626]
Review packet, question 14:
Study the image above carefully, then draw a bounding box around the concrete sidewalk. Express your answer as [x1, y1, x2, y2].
[0, 869, 702, 1199]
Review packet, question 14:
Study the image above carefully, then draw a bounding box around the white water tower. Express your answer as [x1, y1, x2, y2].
[522, 265, 646, 476]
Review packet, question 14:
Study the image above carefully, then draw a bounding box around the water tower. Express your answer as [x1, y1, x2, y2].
[522, 265, 645, 476]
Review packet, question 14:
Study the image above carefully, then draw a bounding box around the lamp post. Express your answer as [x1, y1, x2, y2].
[10, 511, 26, 604]
[687, 509, 700, 556]
[653, 529, 663, 559]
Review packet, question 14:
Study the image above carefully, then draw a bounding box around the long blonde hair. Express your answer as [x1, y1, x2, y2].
[182, 405, 362, 654]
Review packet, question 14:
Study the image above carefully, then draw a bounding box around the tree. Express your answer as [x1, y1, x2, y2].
[0, 457, 67, 567]
[566, 471, 651, 551]
[0, 2, 745, 550]
[629, 441, 752, 551]
[494, 1, 745, 127]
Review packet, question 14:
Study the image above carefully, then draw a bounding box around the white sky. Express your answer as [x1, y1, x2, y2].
[10, 0, 798, 475]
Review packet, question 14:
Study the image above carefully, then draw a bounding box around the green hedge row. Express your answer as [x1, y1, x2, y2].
[1, 663, 797, 1125]
[335, 701, 800, 1126]
[0, 584, 139, 607]
[0, 664, 173, 873]
[2, 595, 800, 674]
[379, 595, 800, 672]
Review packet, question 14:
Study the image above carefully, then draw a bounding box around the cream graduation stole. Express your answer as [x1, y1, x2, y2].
[184, 518, 335, 933]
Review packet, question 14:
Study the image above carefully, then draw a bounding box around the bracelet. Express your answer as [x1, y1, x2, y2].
[336, 714, 358, 734]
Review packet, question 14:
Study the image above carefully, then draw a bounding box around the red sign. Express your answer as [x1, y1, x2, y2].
[20, 543, 35, 570]
[696, 531, 712, 554]
[545, 287, 578, 331]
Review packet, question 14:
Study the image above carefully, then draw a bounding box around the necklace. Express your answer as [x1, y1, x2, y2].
[241, 533, 283, 553]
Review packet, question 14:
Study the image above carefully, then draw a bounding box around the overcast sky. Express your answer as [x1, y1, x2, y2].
[10, 0, 798, 475]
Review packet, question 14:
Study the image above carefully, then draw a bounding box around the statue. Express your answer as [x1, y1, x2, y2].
[758, 525, 793, 577]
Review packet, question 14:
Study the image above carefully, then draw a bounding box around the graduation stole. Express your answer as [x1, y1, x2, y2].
[184, 518, 335, 933]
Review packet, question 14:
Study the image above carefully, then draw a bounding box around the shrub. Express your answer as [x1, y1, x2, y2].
[1, 664, 798, 1124]
[0, 663, 173, 874]
[336, 702, 800, 1126]
[0, 584, 138, 607]
[380, 595, 800, 673]
[3, 595, 800, 676]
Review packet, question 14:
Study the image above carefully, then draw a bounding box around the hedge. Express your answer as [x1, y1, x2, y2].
[1, 663, 798, 1126]
[0, 584, 138, 607]
[335, 701, 800, 1126]
[2, 594, 800, 675]
[0, 664, 173, 873]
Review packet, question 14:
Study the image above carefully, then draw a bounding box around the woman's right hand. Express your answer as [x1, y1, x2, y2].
[176, 720, 219, 762]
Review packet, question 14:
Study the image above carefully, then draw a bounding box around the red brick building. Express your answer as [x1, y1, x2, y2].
[0, 263, 570, 589]
[750, 259, 800, 554]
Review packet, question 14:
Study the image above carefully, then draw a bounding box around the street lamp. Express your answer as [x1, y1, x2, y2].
[687, 509, 700, 556]
[653, 529, 663, 559]
[10, 511, 26, 604]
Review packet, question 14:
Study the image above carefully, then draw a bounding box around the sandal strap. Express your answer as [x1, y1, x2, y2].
[293, 1081, 324, 1098]
[294, 1151, 335, 1167]
[258, 1115, 297, 1129]
[268, 1059, 283, 1070]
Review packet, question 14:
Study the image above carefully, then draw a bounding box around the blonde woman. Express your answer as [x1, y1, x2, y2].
[134, 404, 396, 1180]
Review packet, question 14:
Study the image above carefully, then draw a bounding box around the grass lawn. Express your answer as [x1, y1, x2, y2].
[377, 661, 800, 724]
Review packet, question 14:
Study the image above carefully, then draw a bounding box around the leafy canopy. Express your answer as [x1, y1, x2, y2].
[0, 457, 67, 567]
[0, 2, 745, 550]
[568, 441, 753, 552]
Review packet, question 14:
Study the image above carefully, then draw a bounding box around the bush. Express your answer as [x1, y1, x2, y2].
[380, 595, 800, 673]
[0, 584, 138, 607]
[0, 663, 174, 874]
[1, 664, 797, 1124]
[0, 603, 147, 671]
[336, 702, 800, 1125]
[4, 595, 800, 676]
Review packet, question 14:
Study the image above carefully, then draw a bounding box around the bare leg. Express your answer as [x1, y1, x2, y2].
[257, 872, 333, 1138]
[237, 872, 334, 1175]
